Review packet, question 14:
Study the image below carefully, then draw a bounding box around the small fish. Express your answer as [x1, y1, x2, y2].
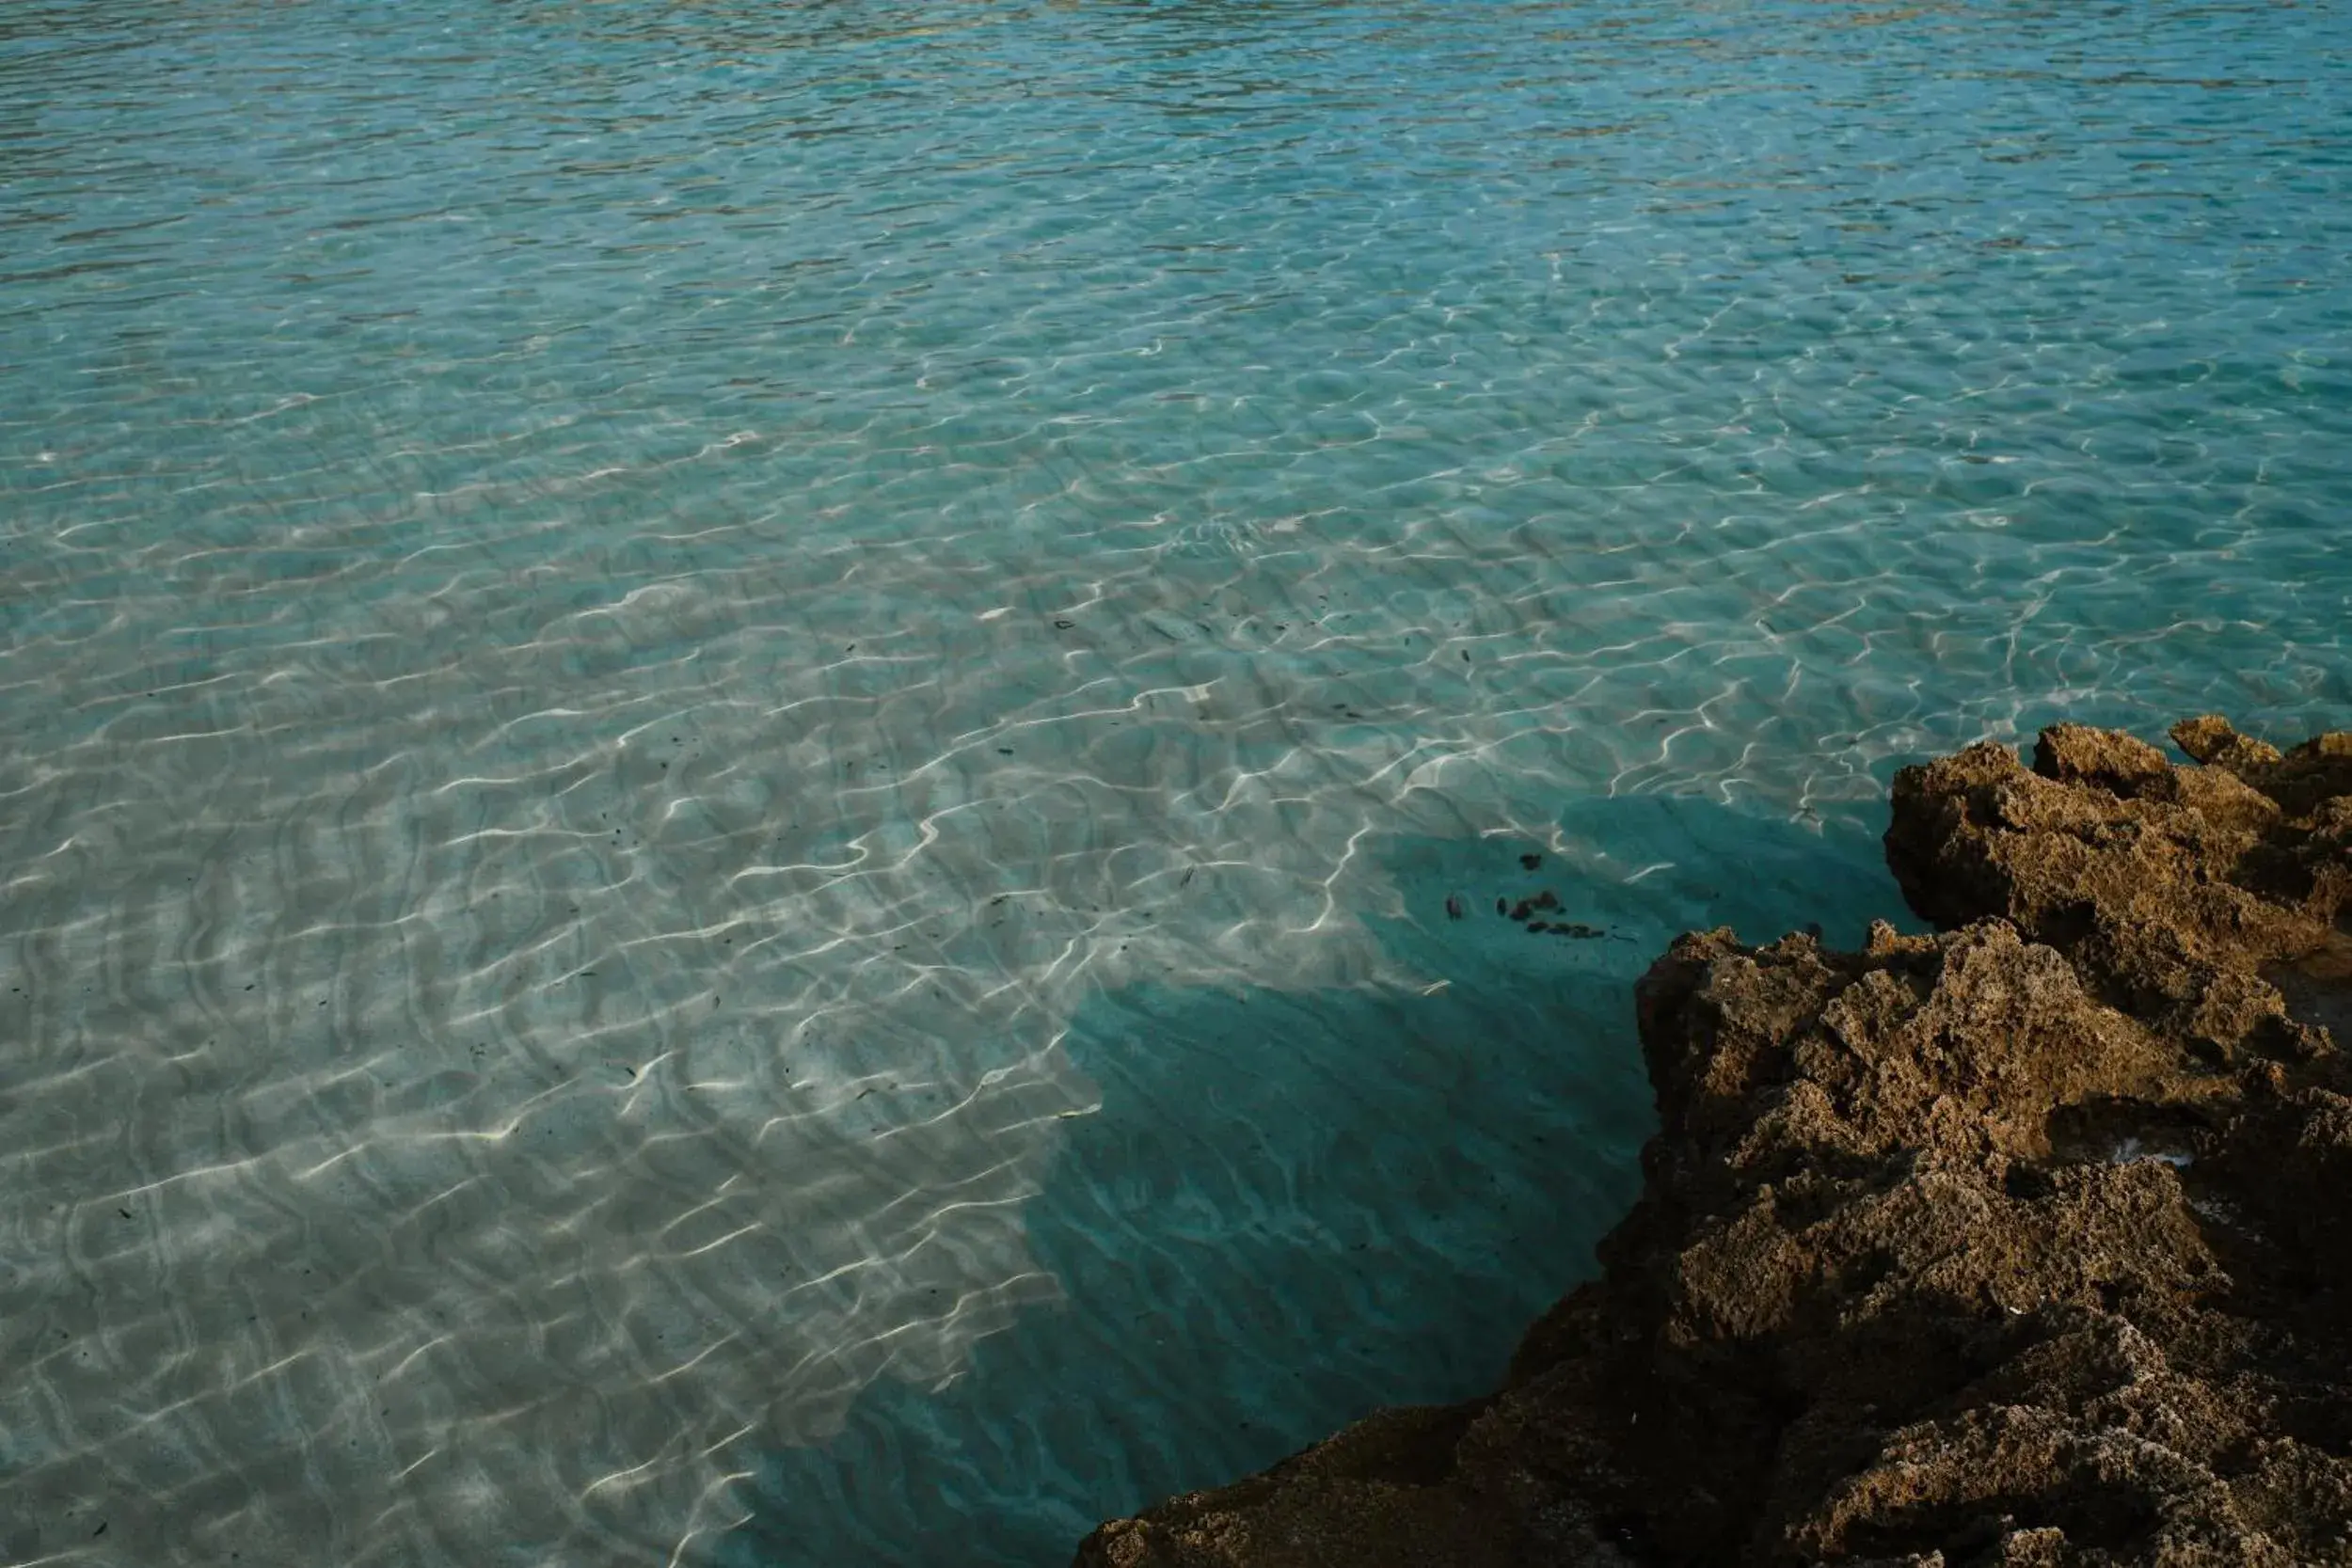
[1444, 895, 1465, 921]
[1520, 852, 1543, 871]
[1495, 896, 1507, 916]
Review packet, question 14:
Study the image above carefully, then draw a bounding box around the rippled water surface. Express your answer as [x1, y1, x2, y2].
[3, 0, 2349, 1562]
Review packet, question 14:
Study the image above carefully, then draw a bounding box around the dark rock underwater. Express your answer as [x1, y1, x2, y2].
[1074, 720, 2352, 1568]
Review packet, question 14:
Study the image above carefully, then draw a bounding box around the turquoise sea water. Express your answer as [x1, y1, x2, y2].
[2, 0, 2348, 1562]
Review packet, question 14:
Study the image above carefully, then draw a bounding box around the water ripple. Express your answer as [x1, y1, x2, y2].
[0, 0, 2348, 1562]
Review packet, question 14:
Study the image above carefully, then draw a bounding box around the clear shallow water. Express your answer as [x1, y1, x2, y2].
[1, 0, 2347, 1561]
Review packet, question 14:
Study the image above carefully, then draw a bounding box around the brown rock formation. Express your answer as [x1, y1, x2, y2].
[1883, 718, 2351, 1059]
[1073, 719, 2352, 1568]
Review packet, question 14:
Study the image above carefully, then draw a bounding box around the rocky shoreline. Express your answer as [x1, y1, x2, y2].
[1073, 719, 2352, 1567]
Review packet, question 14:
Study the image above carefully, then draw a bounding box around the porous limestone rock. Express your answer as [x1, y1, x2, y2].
[1073, 720, 2352, 1568]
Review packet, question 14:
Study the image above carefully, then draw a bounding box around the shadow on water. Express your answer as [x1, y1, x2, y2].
[716, 796, 1915, 1567]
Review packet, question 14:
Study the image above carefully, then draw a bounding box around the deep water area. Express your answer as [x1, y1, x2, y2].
[0, 0, 2346, 1563]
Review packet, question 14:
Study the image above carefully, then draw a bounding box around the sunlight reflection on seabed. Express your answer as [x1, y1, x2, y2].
[0, 0, 2347, 1561]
